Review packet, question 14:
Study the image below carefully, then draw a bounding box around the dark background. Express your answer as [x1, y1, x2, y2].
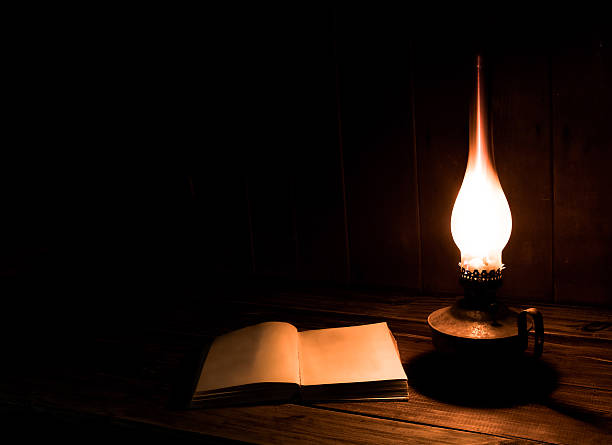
[2, 7, 611, 350]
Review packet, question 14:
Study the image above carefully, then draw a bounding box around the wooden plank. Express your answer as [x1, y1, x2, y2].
[292, 7, 348, 283]
[247, 171, 296, 279]
[142, 296, 612, 392]
[230, 291, 612, 341]
[116, 404, 525, 445]
[151, 293, 612, 395]
[317, 384, 612, 445]
[21, 322, 611, 444]
[335, 6, 420, 288]
[490, 53, 554, 302]
[15, 378, 529, 445]
[413, 40, 472, 295]
[390, 333, 612, 392]
[240, 9, 302, 279]
[6, 290, 612, 444]
[68, 288, 611, 387]
[25, 320, 612, 444]
[191, 169, 252, 285]
[552, 36, 612, 305]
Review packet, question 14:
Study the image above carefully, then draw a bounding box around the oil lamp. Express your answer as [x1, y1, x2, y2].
[427, 56, 544, 358]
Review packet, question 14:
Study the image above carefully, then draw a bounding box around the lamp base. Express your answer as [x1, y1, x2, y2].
[427, 266, 543, 357]
[427, 299, 527, 357]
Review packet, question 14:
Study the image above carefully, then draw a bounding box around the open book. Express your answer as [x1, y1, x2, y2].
[191, 322, 407, 407]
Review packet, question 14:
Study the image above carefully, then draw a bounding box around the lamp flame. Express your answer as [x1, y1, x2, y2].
[451, 56, 512, 272]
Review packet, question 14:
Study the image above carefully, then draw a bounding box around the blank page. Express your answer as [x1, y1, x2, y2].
[196, 322, 300, 392]
[298, 322, 406, 386]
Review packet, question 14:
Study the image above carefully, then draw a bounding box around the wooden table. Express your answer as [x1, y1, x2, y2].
[2, 287, 611, 443]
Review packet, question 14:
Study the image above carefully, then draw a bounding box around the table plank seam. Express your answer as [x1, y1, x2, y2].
[308, 404, 549, 444]
[231, 299, 612, 343]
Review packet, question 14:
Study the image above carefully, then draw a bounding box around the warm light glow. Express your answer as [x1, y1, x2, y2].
[451, 56, 512, 272]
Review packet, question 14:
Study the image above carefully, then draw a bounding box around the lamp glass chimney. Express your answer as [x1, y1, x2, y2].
[450, 56, 512, 272]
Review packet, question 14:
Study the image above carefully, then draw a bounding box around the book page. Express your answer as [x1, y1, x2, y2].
[196, 322, 300, 393]
[298, 322, 407, 386]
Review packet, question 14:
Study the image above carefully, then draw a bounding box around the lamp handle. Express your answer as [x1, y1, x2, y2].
[518, 308, 544, 358]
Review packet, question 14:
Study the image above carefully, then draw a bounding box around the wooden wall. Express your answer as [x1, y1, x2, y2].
[2, 7, 610, 309]
[195, 8, 611, 306]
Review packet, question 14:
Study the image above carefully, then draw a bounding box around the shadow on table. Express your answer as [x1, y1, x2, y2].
[405, 351, 559, 408]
